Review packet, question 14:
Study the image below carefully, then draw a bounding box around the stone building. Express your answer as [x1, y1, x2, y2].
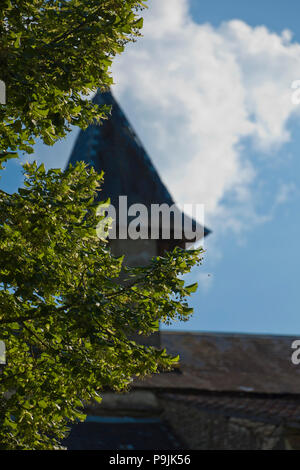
[64, 90, 300, 450]
[65, 331, 300, 450]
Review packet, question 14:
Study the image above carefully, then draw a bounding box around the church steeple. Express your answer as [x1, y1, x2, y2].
[68, 89, 210, 255]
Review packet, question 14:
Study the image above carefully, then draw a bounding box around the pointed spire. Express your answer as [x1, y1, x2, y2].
[68, 89, 211, 241]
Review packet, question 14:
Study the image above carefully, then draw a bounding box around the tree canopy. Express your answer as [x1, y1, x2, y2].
[0, 0, 146, 157]
[0, 162, 203, 449]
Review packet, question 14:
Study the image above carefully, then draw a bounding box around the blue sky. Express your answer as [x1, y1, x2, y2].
[167, 0, 300, 334]
[1, 0, 300, 335]
[190, 0, 300, 38]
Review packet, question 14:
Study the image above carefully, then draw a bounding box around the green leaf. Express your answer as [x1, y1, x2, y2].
[185, 283, 198, 293]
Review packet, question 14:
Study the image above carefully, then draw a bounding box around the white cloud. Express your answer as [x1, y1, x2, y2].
[275, 182, 298, 205]
[111, 0, 300, 235]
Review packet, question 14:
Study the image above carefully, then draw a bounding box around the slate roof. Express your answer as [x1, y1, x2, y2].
[68, 90, 210, 240]
[133, 332, 300, 395]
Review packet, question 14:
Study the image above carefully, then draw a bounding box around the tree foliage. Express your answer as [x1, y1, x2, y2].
[0, 162, 203, 449]
[0, 0, 146, 156]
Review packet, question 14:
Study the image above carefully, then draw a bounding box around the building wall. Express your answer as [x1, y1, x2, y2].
[109, 238, 157, 267]
[109, 238, 160, 348]
[80, 391, 300, 450]
[159, 398, 285, 450]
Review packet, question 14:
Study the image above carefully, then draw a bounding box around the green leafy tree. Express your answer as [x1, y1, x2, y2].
[0, 0, 145, 157]
[0, 162, 203, 449]
[0, 0, 204, 450]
